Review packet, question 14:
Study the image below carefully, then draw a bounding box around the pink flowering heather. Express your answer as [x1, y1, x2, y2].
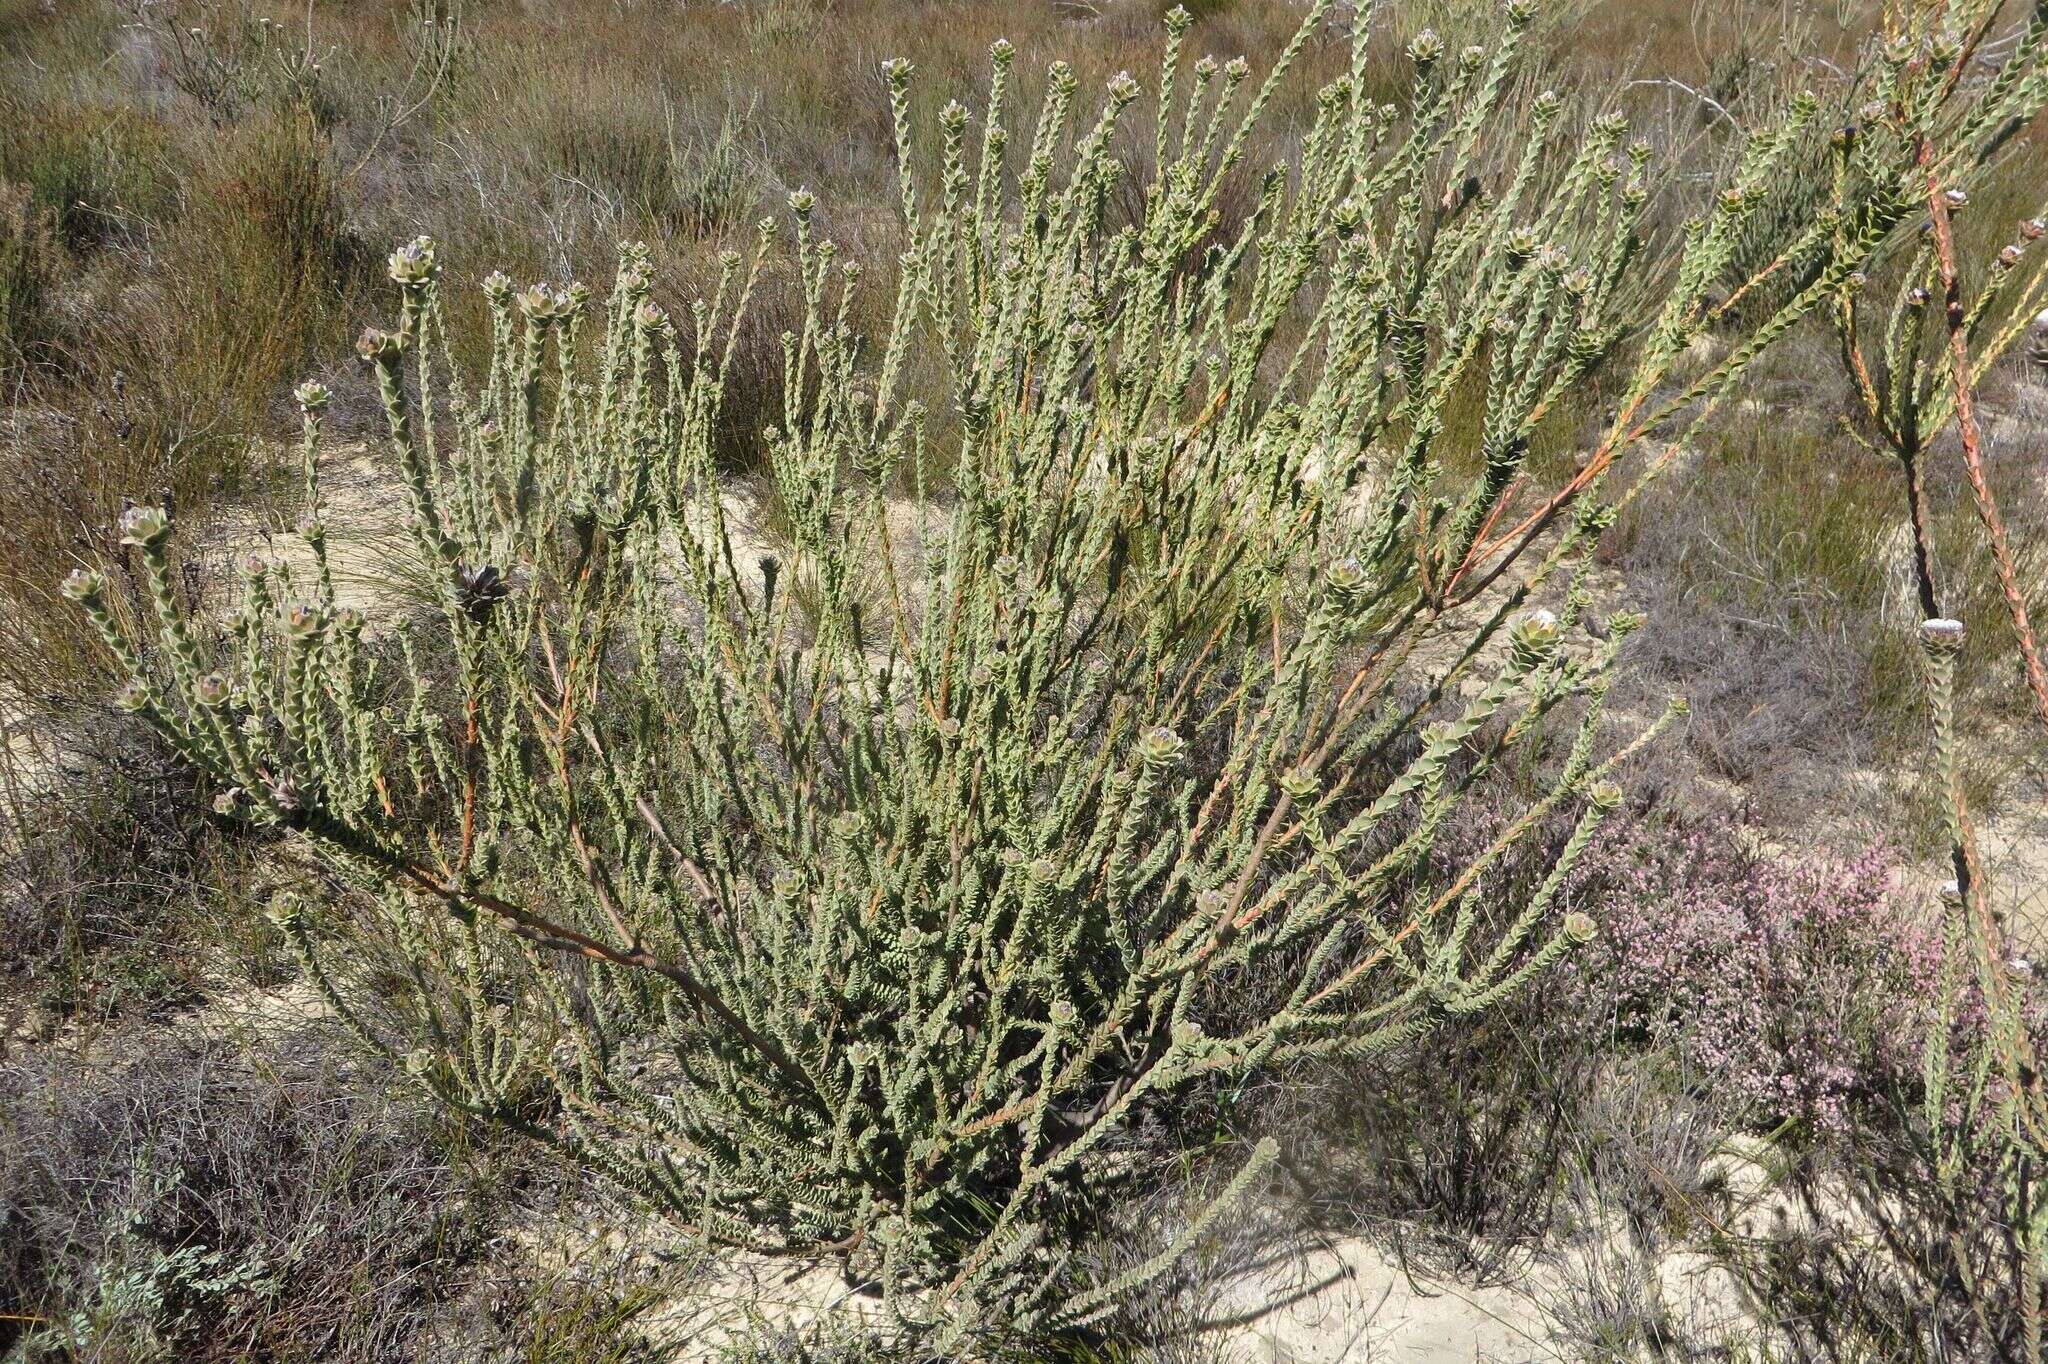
[1561, 830, 1945, 1135]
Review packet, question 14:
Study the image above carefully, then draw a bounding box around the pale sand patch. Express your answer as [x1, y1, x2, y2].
[496, 1205, 1773, 1363]
[1980, 804, 2048, 949]
[216, 441, 426, 614]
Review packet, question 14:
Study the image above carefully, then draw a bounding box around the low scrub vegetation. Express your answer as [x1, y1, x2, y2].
[0, 1021, 670, 1362]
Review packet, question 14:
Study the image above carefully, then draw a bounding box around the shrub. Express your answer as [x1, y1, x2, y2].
[61, 0, 2038, 1344]
[1683, 848, 2048, 1361]
[152, 105, 367, 422]
[1724, 77, 2048, 1349]
[123, 0, 327, 124]
[1275, 798, 1940, 1283]
[1572, 833, 1940, 1137]
[0, 101, 181, 254]
[1617, 132, 2048, 1356]
[0, 1026, 488, 1363]
[0, 713, 270, 1025]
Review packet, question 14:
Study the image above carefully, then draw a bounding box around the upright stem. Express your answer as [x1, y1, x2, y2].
[1923, 147, 2048, 735]
[1897, 437, 1944, 621]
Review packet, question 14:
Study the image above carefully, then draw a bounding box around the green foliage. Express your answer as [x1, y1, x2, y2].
[669, 99, 764, 241]
[63, 0, 2036, 1343]
[21, 1161, 280, 1361]
[0, 100, 181, 253]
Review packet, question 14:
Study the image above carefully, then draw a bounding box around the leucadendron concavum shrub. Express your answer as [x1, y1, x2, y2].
[63, 0, 2046, 1341]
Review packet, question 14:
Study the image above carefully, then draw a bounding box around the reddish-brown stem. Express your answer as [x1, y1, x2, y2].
[1924, 147, 2048, 734]
[1920, 142, 2048, 1147]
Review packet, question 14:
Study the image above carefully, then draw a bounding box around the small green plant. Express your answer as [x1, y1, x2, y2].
[21, 1161, 278, 1361]
[668, 97, 762, 239]
[63, 0, 2037, 1343]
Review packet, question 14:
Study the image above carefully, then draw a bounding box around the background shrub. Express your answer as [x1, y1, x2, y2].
[0, 1025, 486, 1362]
[0, 715, 269, 1029]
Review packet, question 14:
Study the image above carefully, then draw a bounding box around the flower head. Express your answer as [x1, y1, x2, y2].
[357, 327, 405, 364]
[265, 771, 305, 813]
[1919, 617, 1966, 652]
[1509, 608, 1561, 669]
[386, 235, 439, 286]
[118, 505, 170, 548]
[454, 563, 512, 623]
[285, 603, 326, 640]
[1327, 555, 1369, 596]
[1279, 765, 1319, 800]
[517, 283, 569, 323]
[61, 568, 106, 603]
[1136, 725, 1185, 769]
